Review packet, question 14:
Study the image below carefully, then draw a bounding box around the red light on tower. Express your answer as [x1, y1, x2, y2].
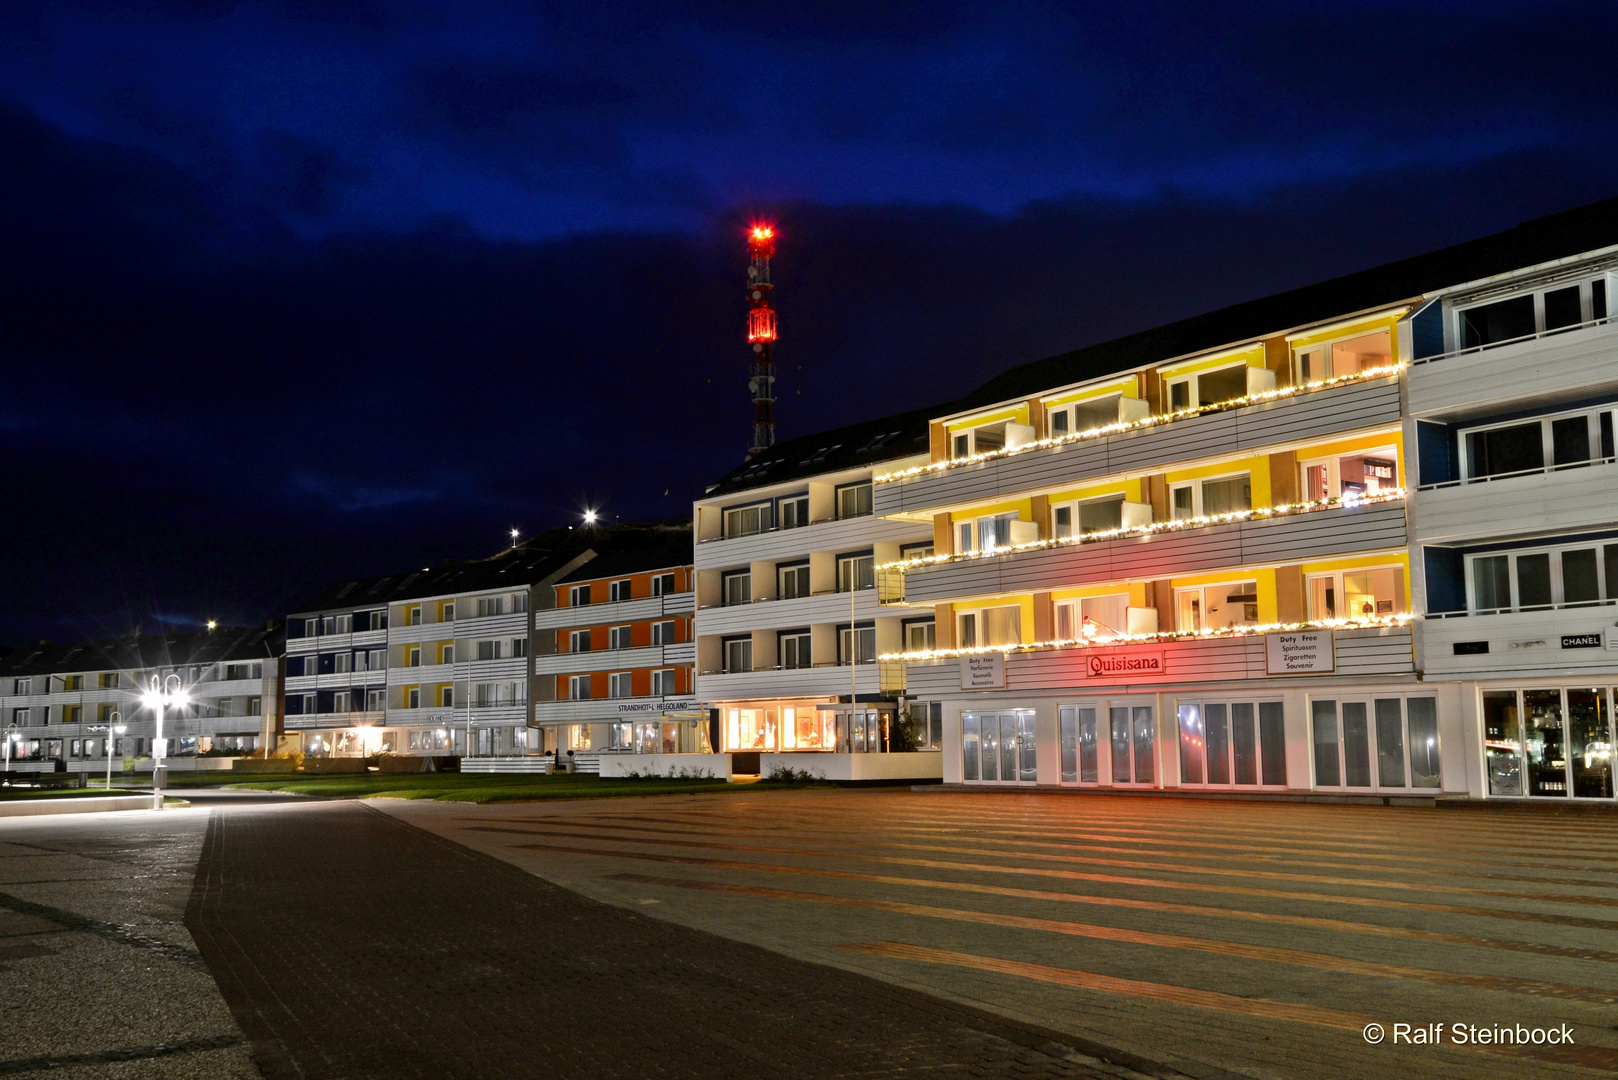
[745, 221, 778, 457]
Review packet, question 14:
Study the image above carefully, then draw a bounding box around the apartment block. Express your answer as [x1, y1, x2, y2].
[530, 526, 696, 762]
[872, 198, 1618, 801]
[691, 418, 945, 779]
[284, 545, 589, 758]
[0, 625, 283, 771]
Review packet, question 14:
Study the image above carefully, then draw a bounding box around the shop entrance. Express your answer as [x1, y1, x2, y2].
[962, 710, 1037, 783]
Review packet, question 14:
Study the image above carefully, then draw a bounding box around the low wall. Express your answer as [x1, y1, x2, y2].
[461, 758, 553, 775]
[596, 753, 731, 780]
[759, 752, 943, 783]
[0, 796, 151, 818]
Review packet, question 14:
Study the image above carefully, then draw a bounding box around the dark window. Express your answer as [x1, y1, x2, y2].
[1543, 285, 1583, 332]
[1602, 413, 1615, 460]
[1169, 382, 1190, 410]
[1552, 416, 1590, 466]
[1467, 423, 1543, 478]
[1595, 279, 1608, 321]
[1563, 549, 1600, 605]
[1077, 496, 1124, 534]
[1197, 364, 1247, 406]
[1473, 555, 1511, 611]
[1516, 553, 1552, 609]
[1605, 545, 1618, 600]
[1460, 295, 1535, 348]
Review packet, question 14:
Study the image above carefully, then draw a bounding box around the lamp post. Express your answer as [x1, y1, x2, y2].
[3, 724, 19, 782]
[142, 674, 190, 811]
[105, 715, 127, 791]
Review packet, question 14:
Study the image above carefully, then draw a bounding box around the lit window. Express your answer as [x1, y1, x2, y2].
[1293, 329, 1392, 383]
[1300, 446, 1399, 500]
[1168, 474, 1251, 519]
[1175, 581, 1259, 632]
[1306, 567, 1404, 620]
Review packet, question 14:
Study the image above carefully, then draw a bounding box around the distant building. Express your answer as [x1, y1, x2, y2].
[284, 545, 588, 759]
[0, 625, 283, 771]
[531, 526, 696, 760]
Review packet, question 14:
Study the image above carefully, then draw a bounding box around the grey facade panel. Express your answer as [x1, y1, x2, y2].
[902, 501, 1409, 605]
[876, 376, 1402, 520]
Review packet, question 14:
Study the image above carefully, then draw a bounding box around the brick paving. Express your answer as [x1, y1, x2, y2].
[185, 802, 1138, 1080]
[385, 790, 1618, 1080]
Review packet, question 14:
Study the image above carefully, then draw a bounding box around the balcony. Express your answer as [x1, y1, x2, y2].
[531, 591, 694, 630]
[876, 371, 1400, 520]
[531, 644, 689, 676]
[697, 663, 882, 701]
[902, 624, 1415, 695]
[1414, 457, 1618, 545]
[1421, 601, 1618, 678]
[895, 494, 1408, 606]
[695, 515, 926, 568]
[1408, 317, 1618, 420]
[696, 588, 884, 636]
[284, 710, 386, 731]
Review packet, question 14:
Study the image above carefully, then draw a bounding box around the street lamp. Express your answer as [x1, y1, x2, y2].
[3, 724, 19, 782]
[141, 674, 190, 811]
[105, 713, 127, 792]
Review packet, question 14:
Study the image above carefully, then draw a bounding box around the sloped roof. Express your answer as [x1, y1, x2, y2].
[289, 545, 587, 616]
[555, 525, 694, 584]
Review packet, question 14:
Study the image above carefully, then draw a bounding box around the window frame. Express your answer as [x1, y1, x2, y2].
[837, 622, 877, 666]
[1168, 470, 1252, 520]
[721, 635, 753, 674]
[902, 617, 936, 652]
[723, 500, 772, 538]
[1458, 405, 1614, 482]
[1465, 540, 1618, 614]
[777, 560, 812, 599]
[1163, 361, 1248, 413]
[721, 569, 752, 607]
[1304, 564, 1406, 621]
[835, 481, 874, 520]
[778, 628, 812, 669]
[1291, 327, 1394, 384]
[836, 551, 875, 592]
[1173, 580, 1260, 633]
[1454, 274, 1610, 351]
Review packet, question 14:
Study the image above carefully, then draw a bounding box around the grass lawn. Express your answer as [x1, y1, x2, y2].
[158, 771, 792, 804]
[0, 785, 144, 800]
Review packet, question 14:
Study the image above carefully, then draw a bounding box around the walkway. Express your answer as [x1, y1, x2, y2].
[386, 789, 1618, 1080]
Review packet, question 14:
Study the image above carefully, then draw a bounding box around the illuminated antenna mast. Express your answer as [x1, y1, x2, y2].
[745, 223, 778, 456]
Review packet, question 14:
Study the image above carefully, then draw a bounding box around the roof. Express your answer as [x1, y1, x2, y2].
[555, 525, 694, 584]
[707, 194, 1618, 497]
[0, 624, 285, 678]
[289, 544, 588, 617]
[959, 194, 1618, 413]
[703, 403, 937, 499]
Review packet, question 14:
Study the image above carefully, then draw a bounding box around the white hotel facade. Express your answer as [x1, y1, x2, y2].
[864, 199, 1618, 802]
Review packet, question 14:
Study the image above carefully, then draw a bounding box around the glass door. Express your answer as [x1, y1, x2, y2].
[1058, 705, 1100, 784]
[1487, 688, 1612, 799]
[1312, 696, 1440, 790]
[1108, 704, 1155, 785]
[1180, 701, 1287, 787]
[961, 711, 1037, 784]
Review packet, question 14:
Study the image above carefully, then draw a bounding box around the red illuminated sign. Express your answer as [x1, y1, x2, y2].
[1085, 650, 1166, 677]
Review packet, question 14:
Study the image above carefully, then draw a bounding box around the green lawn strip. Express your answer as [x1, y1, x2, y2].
[157, 773, 803, 803]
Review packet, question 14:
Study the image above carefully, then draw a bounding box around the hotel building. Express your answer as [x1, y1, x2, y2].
[0, 625, 283, 771]
[692, 415, 945, 779]
[866, 197, 1618, 801]
[284, 544, 589, 758]
[530, 526, 698, 766]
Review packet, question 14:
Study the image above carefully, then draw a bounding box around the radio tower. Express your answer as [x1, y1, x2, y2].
[745, 223, 778, 457]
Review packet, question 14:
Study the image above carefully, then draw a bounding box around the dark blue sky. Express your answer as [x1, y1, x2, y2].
[3, 0, 1617, 644]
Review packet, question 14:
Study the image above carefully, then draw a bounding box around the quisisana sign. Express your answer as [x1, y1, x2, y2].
[1085, 650, 1165, 677]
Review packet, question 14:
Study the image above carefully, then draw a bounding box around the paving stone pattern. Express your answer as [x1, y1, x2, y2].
[186, 802, 1133, 1080]
[385, 790, 1618, 1080]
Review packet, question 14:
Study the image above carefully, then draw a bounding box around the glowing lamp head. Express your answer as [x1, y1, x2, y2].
[1081, 616, 1098, 640]
[582, 509, 598, 526]
[206, 620, 217, 631]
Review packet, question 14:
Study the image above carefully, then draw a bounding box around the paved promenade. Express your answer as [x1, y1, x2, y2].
[187, 801, 1121, 1080]
[386, 789, 1618, 1080]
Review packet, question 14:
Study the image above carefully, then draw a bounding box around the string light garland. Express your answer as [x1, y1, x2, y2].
[876, 487, 1407, 572]
[874, 364, 1404, 484]
[882, 612, 1414, 664]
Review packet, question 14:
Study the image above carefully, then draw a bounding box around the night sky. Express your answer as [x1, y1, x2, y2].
[4, 1, 1617, 646]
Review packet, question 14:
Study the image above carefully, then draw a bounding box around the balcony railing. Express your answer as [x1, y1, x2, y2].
[878, 364, 1402, 487]
[1409, 314, 1615, 368]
